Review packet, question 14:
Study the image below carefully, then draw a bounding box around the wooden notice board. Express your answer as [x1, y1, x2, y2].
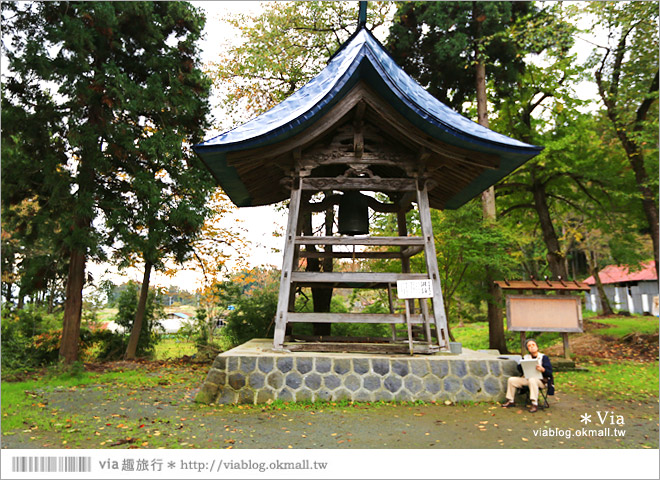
[506, 295, 583, 333]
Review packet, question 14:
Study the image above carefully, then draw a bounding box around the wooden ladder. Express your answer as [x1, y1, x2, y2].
[273, 179, 449, 353]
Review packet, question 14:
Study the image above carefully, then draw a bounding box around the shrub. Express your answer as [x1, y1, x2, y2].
[216, 268, 280, 349]
[0, 305, 64, 371]
[112, 281, 164, 359]
[87, 329, 129, 361]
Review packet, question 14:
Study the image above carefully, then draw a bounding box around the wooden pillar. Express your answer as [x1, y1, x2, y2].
[274, 177, 302, 349]
[416, 179, 449, 349]
[562, 332, 571, 359]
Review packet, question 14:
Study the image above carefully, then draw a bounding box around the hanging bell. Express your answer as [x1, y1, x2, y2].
[338, 191, 370, 235]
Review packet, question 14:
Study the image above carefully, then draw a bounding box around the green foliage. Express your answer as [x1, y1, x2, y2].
[207, 1, 395, 126]
[111, 281, 164, 359]
[1, 1, 214, 361]
[588, 317, 659, 339]
[153, 337, 197, 361]
[387, 1, 537, 113]
[216, 268, 280, 349]
[87, 329, 129, 362]
[0, 305, 101, 371]
[370, 199, 520, 324]
[1, 305, 62, 370]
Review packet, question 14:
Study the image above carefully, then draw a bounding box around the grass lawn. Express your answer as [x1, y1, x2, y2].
[555, 361, 659, 400]
[154, 337, 197, 360]
[1, 311, 656, 449]
[452, 312, 659, 351]
[1, 362, 208, 448]
[451, 321, 564, 353]
[587, 315, 659, 337]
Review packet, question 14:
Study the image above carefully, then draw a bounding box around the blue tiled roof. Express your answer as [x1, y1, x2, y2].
[194, 27, 542, 208]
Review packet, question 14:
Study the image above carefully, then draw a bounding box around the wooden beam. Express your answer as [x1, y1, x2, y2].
[294, 236, 424, 246]
[301, 194, 400, 214]
[285, 342, 439, 354]
[290, 334, 394, 343]
[417, 181, 450, 349]
[299, 152, 416, 168]
[298, 245, 423, 260]
[353, 100, 367, 124]
[287, 312, 427, 324]
[301, 176, 416, 192]
[273, 178, 303, 349]
[299, 250, 403, 260]
[291, 271, 429, 284]
[494, 280, 590, 291]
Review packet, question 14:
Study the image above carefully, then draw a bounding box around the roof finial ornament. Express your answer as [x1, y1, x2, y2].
[358, 1, 367, 29]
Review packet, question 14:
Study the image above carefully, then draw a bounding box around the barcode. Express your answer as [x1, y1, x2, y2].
[11, 456, 92, 473]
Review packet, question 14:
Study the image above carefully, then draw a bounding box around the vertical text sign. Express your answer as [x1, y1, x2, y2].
[396, 279, 434, 299]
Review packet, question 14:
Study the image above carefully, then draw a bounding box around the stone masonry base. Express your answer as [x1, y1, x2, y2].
[195, 339, 519, 405]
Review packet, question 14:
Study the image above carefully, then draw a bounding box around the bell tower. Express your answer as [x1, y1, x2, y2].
[193, 26, 543, 355]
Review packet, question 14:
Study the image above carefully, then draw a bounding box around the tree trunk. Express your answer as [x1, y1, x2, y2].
[3, 280, 13, 307]
[17, 285, 25, 310]
[531, 177, 569, 280]
[125, 260, 153, 360]
[486, 279, 506, 352]
[474, 7, 507, 353]
[587, 253, 614, 316]
[59, 248, 86, 364]
[621, 140, 659, 278]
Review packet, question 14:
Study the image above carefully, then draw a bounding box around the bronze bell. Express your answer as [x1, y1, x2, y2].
[338, 191, 370, 235]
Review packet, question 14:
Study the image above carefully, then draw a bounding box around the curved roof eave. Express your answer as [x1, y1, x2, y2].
[193, 28, 542, 159]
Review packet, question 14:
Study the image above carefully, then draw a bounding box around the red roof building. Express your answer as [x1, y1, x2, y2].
[583, 261, 658, 315]
[583, 261, 657, 285]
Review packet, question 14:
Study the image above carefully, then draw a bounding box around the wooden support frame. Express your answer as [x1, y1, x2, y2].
[273, 154, 451, 353]
[273, 176, 303, 349]
[416, 180, 450, 349]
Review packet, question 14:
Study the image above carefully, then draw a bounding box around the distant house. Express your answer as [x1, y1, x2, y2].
[583, 261, 658, 315]
[160, 312, 193, 334]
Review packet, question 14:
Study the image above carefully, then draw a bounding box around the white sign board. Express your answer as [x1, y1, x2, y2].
[396, 279, 433, 299]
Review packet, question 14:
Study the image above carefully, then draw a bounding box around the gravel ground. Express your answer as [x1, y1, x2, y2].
[2, 380, 657, 450]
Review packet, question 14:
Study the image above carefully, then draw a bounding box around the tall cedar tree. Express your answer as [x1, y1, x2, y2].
[387, 1, 532, 352]
[386, 1, 531, 113]
[2, 2, 212, 363]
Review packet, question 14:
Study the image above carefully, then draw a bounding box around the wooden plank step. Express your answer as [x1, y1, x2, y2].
[287, 312, 427, 324]
[298, 245, 424, 260]
[290, 272, 429, 287]
[284, 342, 440, 355]
[294, 236, 424, 246]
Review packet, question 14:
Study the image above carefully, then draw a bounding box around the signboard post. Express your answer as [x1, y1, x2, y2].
[505, 295, 583, 359]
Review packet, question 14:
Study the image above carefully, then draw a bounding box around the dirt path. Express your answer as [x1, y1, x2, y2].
[2, 381, 657, 449]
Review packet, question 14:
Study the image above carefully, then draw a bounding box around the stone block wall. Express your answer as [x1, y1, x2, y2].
[195, 342, 519, 405]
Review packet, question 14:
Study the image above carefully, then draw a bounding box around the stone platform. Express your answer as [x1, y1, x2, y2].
[195, 339, 519, 405]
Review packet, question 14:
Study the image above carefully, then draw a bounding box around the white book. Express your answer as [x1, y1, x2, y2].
[520, 359, 543, 380]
